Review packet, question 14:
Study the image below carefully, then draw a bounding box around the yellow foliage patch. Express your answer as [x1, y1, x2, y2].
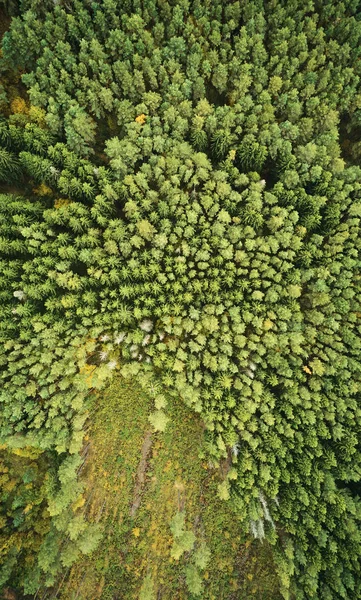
[3, 478, 17, 492]
[263, 319, 274, 330]
[11, 447, 42, 459]
[132, 527, 141, 537]
[54, 198, 72, 209]
[10, 97, 28, 114]
[72, 494, 86, 511]
[163, 460, 172, 473]
[303, 365, 312, 375]
[173, 479, 185, 492]
[28, 105, 46, 126]
[79, 363, 97, 388]
[33, 183, 53, 197]
[135, 113, 146, 125]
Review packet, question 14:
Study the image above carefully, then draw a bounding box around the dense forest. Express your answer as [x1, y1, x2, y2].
[0, 0, 361, 598]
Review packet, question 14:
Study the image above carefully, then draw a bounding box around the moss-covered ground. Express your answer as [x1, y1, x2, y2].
[54, 375, 280, 600]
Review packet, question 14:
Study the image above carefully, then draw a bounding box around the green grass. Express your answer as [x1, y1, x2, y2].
[55, 374, 280, 600]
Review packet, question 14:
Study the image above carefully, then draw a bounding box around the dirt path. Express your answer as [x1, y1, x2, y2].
[130, 430, 153, 518]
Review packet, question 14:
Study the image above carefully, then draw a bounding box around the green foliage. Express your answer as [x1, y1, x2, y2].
[139, 574, 156, 600]
[170, 511, 196, 560]
[0, 446, 50, 592]
[1, 1, 361, 598]
[185, 564, 203, 596]
[0, 146, 21, 181]
[148, 410, 169, 432]
[194, 542, 211, 570]
[217, 480, 231, 501]
[184, 540, 211, 597]
[237, 138, 268, 172]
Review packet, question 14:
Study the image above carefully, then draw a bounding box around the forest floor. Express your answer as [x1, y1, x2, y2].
[0, 8, 10, 40]
[49, 375, 280, 600]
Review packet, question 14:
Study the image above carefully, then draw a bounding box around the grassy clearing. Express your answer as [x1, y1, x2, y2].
[56, 375, 280, 600]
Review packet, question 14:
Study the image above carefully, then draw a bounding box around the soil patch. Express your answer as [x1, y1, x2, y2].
[130, 430, 153, 517]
